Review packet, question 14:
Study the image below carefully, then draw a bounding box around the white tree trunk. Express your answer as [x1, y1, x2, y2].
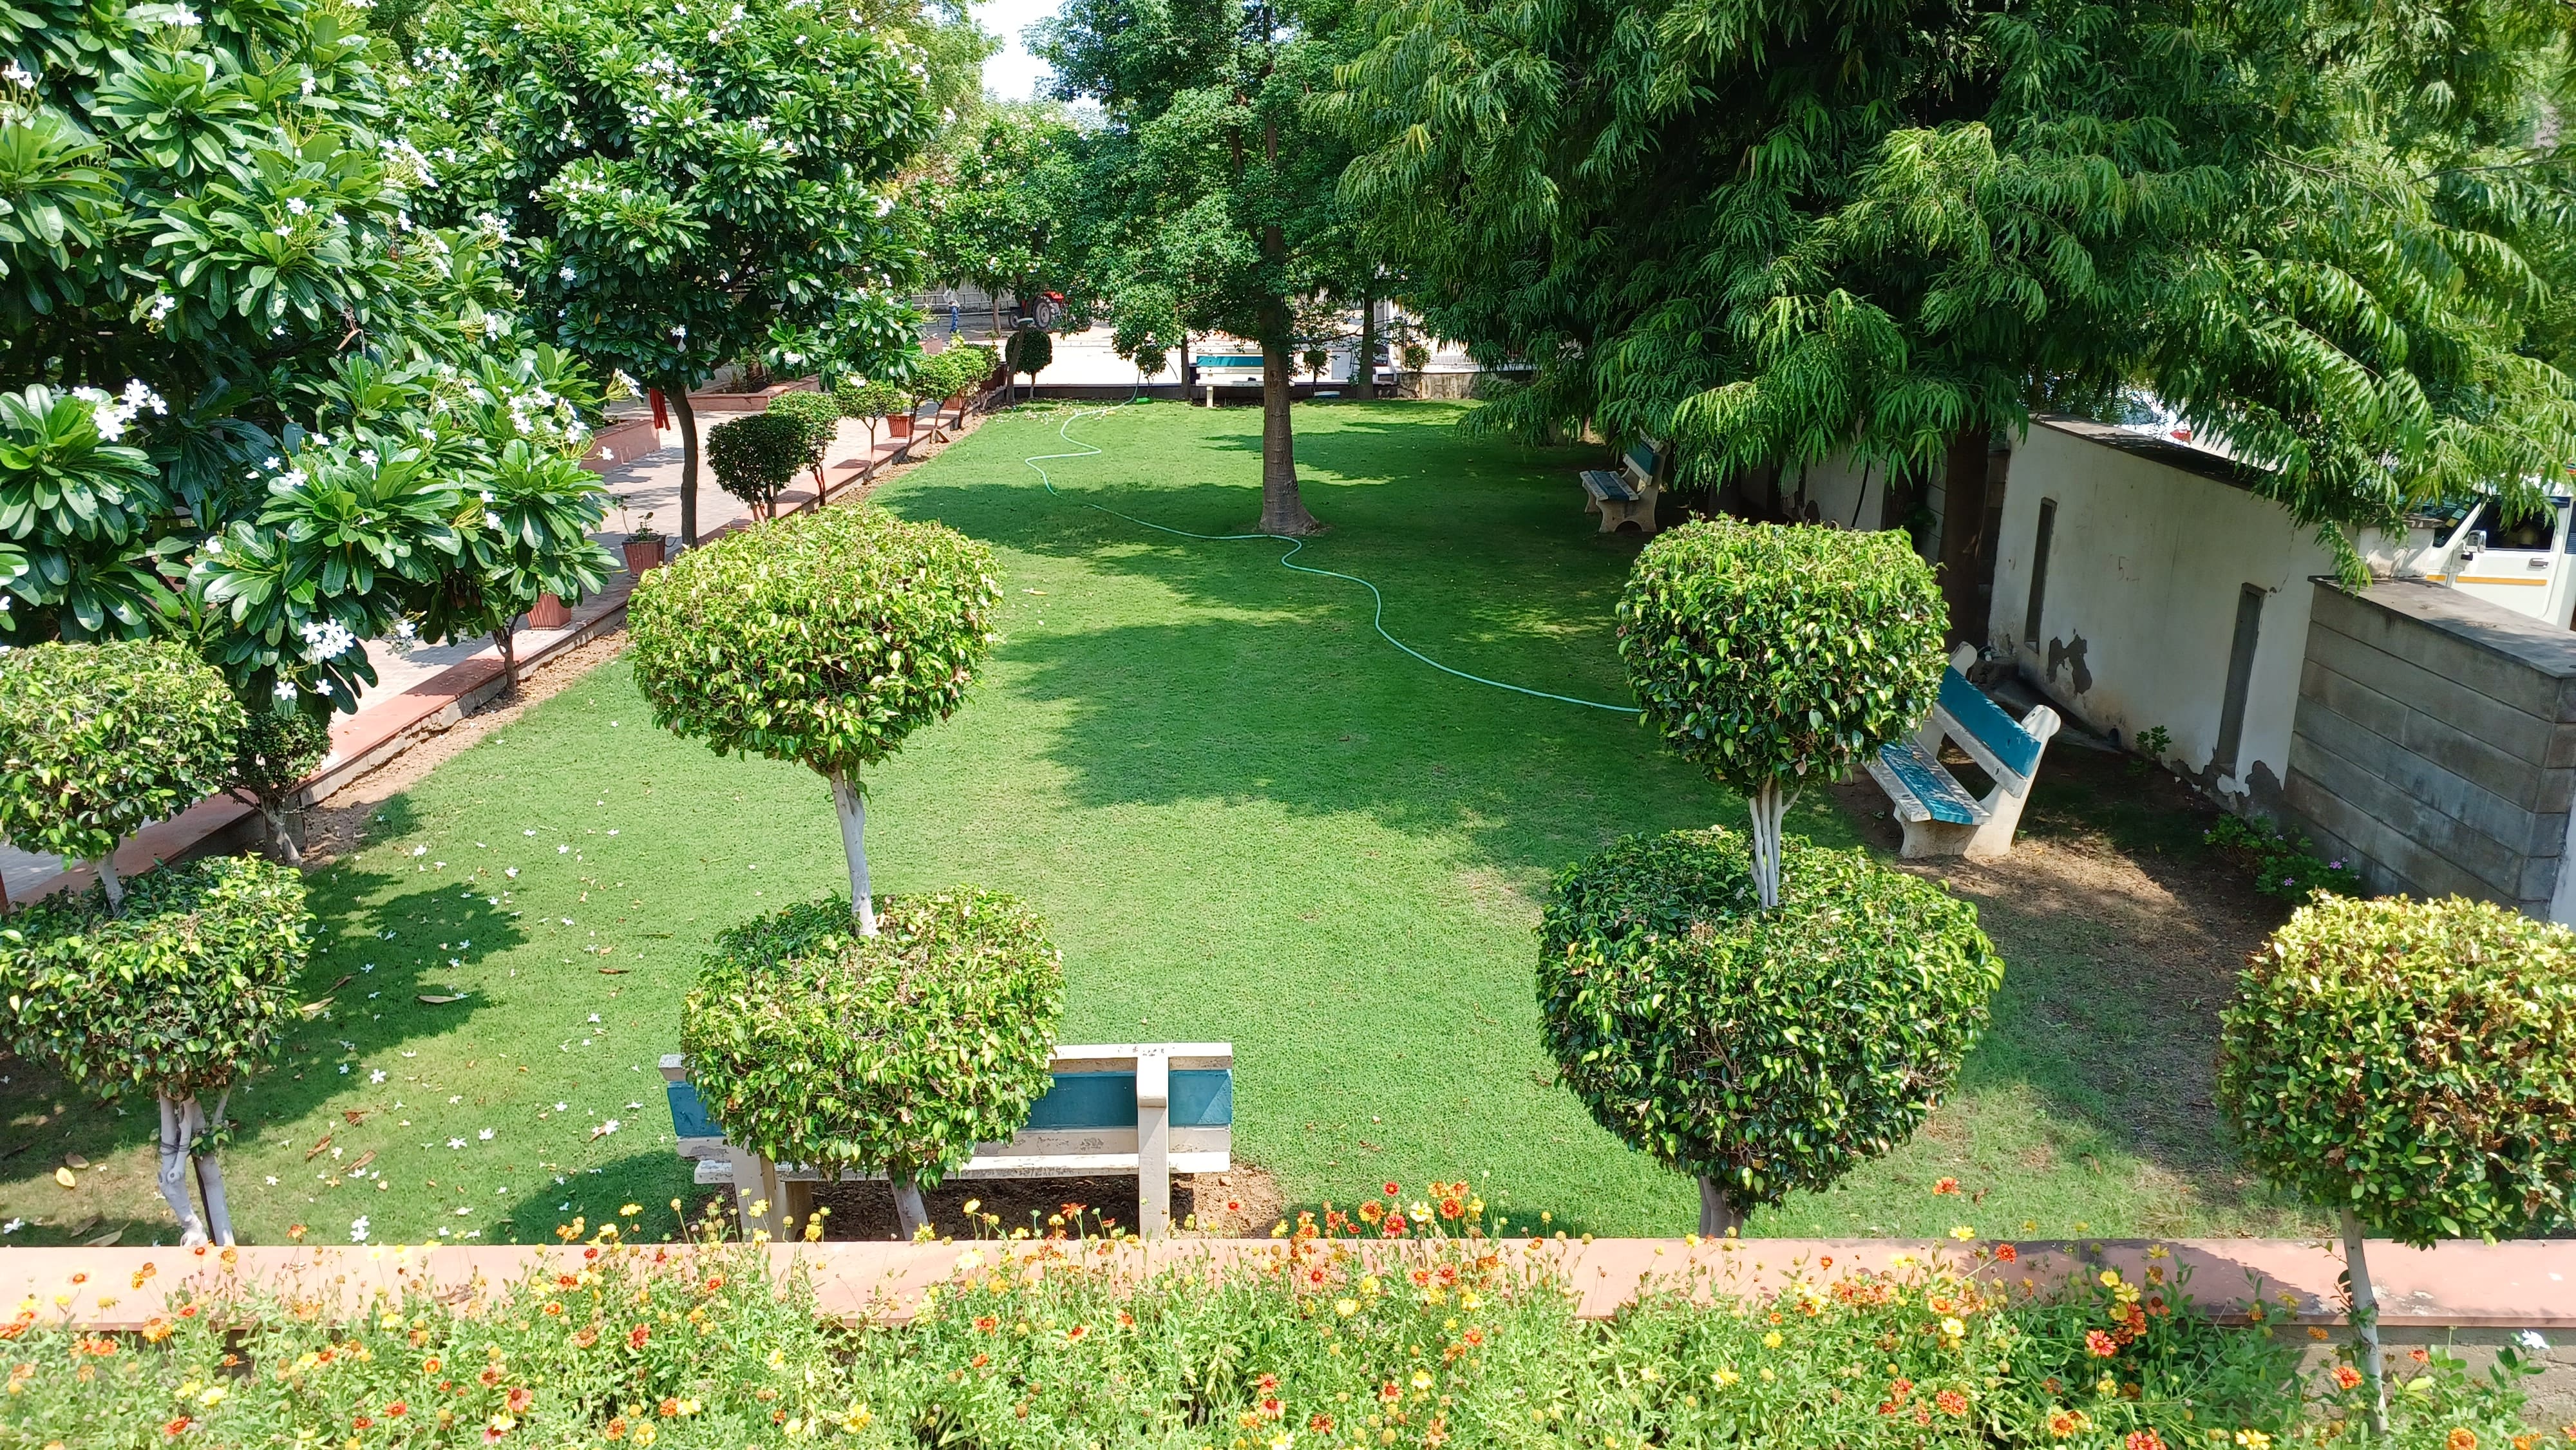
[830, 773, 878, 936]
[1746, 780, 1792, 909]
[193, 1093, 236, 1246]
[2340, 1207, 2388, 1433]
[1698, 1176, 1746, 1238]
[260, 800, 304, 867]
[156, 1096, 211, 1246]
[890, 1176, 929, 1239]
[93, 854, 124, 913]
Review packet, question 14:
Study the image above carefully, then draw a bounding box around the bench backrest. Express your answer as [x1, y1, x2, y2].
[1937, 667, 2043, 783]
[661, 1045, 1236, 1142]
[1622, 440, 1662, 484]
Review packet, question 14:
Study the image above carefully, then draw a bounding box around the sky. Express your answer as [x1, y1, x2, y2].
[977, 0, 1059, 102]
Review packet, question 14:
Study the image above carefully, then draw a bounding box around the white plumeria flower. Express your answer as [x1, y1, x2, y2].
[2519, 1331, 2551, 1350]
[350, 1215, 370, 1243]
[447, 1137, 466, 1149]
[0, 1219, 20, 1234]
[478, 1127, 494, 1141]
[370, 1069, 386, 1084]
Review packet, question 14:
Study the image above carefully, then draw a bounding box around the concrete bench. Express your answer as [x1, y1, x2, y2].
[661, 1042, 1234, 1240]
[1864, 644, 2061, 860]
[1579, 440, 1663, 534]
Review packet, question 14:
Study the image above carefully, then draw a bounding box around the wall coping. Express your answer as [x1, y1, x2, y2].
[6, 1238, 2568, 1334]
[2316, 576, 2576, 683]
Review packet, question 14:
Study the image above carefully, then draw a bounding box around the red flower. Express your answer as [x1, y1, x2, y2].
[2334, 1366, 2365, 1391]
[1463, 1328, 1486, 1347]
[1437, 1198, 1464, 1220]
[163, 1416, 192, 1438]
[1383, 1183, 1401, 1197]
[973, 1317, 998, 1334]
[1995, 1243, 2018, 1263]
[2127, 1433, 2166, 1450]
[1933, 1178, 1960, 1196]
[2085, 1330, 2118, 1358]
[1380, 1383, 1402, 1403]
[1257, 1375, 1279, 1393]
[629, 1325, 650, 1350]
[386, 1401, 409, 1418]
[1261, 1398, 1283, 1418]
[482, 1426, 507, 1444]
[478, 1366, 502, 1387]
[354, 1416, 375, 1431]
[1381, 1215, 1407, 1238]
[1065, 1324, 1088, 1342]
[507, 1388, 533, 1414]
[1310, 1415, 1336, 1433]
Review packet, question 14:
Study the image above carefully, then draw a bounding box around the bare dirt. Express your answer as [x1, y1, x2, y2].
[800, 1163, 1287, 1243]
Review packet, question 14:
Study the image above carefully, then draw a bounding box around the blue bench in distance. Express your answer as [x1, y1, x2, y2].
[662, 1043, 1234, 1239]
[1864, 644, 2061, 860]
[1578, 440, 1665, 534]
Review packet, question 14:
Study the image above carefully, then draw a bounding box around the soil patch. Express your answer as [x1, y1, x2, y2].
[799, 1163, 1287, 1243]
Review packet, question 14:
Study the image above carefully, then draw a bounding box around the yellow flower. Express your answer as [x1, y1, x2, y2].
[1410, 1371, 1432, 1390]
[1759, 1368, 1776, 1382]
[1335, 1299, 1358, 1317]
[1762, 1332, 1783, 1350]
[199, 1386, 227, 1407]
[1714, 1368, 1739, 1388]
[621, 1203, 641, 1217]
[2099, 1270, 2121, 1288]
[2235, 1431, 2271, 1450]
[1942, 1318, 1967, 1338]
[1950, 1227, 1976, 1241]
[633, 1422, 657, 1446]
[1359, 1276, 1380, 1296]
[841, 1404, 874, 1434]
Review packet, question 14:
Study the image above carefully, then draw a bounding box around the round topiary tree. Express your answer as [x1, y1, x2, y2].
[1003, 327, 1052, 402]
[0, 641, 242, 910]
[1619, 519, 1947, 908]
[2219, 894, 2576, 1430]
[0, 856, 310, 1244]
[706, 411, 813, 519]
[681, 889, 1063, 1238]
[833, 378, 905, 451]
[228, 698, 336, 866]
[768, 391, 844, 490]
[1540, 829, 2003, 1234]
[628, 504, 1000, 936]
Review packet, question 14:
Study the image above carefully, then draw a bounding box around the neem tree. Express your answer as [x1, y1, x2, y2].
[0, 642, 241, 910]
[679, 890, 1063, 1238]
[2219, 895, 2576, 1431]
[0, 856, 308, 1246]
[629, 505, 999, 935]
[1618, 520, 1948, 909]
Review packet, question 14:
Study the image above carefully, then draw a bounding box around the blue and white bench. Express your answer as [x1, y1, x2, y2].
[662, 1042, 1234, 1239]
[1864, 644, 2061, 860]
[1579, 440, 1664, 534]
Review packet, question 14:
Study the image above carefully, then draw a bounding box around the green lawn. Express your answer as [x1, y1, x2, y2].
[0, 400, 2313, 1245]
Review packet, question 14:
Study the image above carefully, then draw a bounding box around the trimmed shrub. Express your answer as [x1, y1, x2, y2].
[1618, 520, 1946, 906]
[768, 390, 843, 459]
[0, 641, 240, 890]
[0, 855, 310, 1243]
[230, 699, 334, 865]
[1539, 829, 2003, 1230]
[2218, 894, 2575, 1424]
[705, 411, 811, 513]
[681, 890, 1063, 1226]
[1004, 327, 1053, 382]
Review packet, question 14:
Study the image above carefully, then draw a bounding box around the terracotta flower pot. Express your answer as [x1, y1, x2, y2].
[887, 412, 914, 438]
[529, 592, 572, 629]
[622, 538, 667, 574]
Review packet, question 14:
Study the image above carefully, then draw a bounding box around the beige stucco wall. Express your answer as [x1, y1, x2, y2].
[1989, 419, 2339, 804]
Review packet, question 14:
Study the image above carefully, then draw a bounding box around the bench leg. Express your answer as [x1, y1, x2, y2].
[1964, 787, 2034, 860]
[1136, 1048, 1171, 1238]
[724, 1146, 766, 1240]
[1895, 816, 1979, 859]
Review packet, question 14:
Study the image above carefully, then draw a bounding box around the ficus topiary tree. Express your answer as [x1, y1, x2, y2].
[768, 392, 844, 491]
[1618, 520, 1947, 908]
[1003, 328, 1054, 402]
[0, 641, 242, 911]
[680, 889, 1064, 1238]
[833, 379, 905, 452]
[2218, 895, 2576, 1431]
[628, 505, 1000, 935]
[227, 699, 336, 867]
[706, 412, 812, 520]
[0, 856, 310, 1245]
[1539, 829, 2003, 1235]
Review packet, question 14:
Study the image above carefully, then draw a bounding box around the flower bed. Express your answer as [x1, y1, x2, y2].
[1, 1206, 2562, 1450]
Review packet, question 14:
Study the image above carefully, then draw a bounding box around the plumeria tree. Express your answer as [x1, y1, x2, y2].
[396, 0, 940, 545]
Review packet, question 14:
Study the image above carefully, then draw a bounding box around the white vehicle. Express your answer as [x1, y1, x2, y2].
[2384, 491, 2576, 626]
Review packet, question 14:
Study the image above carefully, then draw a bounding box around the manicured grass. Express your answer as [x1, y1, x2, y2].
[0, 401, 2311, 1245]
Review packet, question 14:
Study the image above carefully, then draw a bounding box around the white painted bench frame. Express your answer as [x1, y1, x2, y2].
[1578, 440, 1664, 534]
[1864, 644, 2061, 860]
[663, 1042, 1233, 1241]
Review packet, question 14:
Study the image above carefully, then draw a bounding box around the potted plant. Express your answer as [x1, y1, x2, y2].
[528, 592, 573, 628]
[618, 495, 667, 574]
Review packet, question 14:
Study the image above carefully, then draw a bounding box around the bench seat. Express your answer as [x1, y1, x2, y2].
[663, 1043, 1233, 1239]
[1864, 644, 2060, 860]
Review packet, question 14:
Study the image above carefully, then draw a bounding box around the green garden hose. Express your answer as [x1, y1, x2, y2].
[1021, 406, 1635, 714]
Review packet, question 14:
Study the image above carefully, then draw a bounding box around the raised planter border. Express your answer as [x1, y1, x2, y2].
[3, 1236, 2569, 1336]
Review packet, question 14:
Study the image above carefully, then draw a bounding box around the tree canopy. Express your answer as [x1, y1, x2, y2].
[1332, 0, 2576, 557]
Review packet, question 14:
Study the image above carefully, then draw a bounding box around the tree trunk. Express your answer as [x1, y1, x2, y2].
[492, 625, 520, 694]
[191, 1093, 236, 1246]
[670, 385, 702, 547]
[1698, 1176, 1746, 1238]
[2340, 1207, 2388, 1433]
[156, 1095, 211, 1246]
[829, 772, 878, 936]
[1259, 337, 1321, 535]
[1356, 287, 1378, 402]
[1938, 426, 1993, 646]
[890, 1175, 929, 1239]
[1745, 779, 1792, 909]
[93, 854, 124, 914]
[258, 798, 304, 867]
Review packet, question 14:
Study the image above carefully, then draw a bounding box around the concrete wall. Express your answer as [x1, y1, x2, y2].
[2286, 580, 2576, 918]
[1989, 417, 2336, 804]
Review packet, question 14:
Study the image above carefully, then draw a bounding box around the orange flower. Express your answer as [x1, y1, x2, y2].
[288, 1225, 307, 1241]
[1438, 1198, 1464, 1220]
[386, 1402, 408, 1418]
[2126, 1433, 2166, 1450]
[573, 1328, 598, 1350]
[162, 1416, 192, 1438]
[1933, 1178, 1960, 1196]
[2411, 1349, 2431, 1364]
[1379, 1382, 1402, 1403]
[353, 1417, 375, 1431]
[659, 1398, 680, 1418]
[605, 1418, 627, 1441]
[970, 1353, 989, 1368]
[1463, 1328, 1486, 1347]
[2048, 1410, 2092, 1438]
[543, 1302, 564, 1318]
[2085, 1330, 2118, 1358]
[1996, 1244, 2018, 1263]
[1065, 1324, 1089, 1342]
[2448, 1431, 2477, 1450]
[1257, 1375, 1279, 1392]
[422, 1356, 443, 1375]
[629, 1325, 650, 1350]
[506, 1388, 533, 1414]
[1309, 1415, 1335, 1433]
[974, 1317, 998, 1333]
[2333, 1366, 2364, 1391]
[478, 1366, 502, 1388]
[1937, 1390, 1970, 1417]
[1358, 1201, 1383, 1224]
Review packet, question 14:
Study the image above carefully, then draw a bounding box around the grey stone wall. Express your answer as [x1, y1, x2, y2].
[2285, 579, 2576, 916]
